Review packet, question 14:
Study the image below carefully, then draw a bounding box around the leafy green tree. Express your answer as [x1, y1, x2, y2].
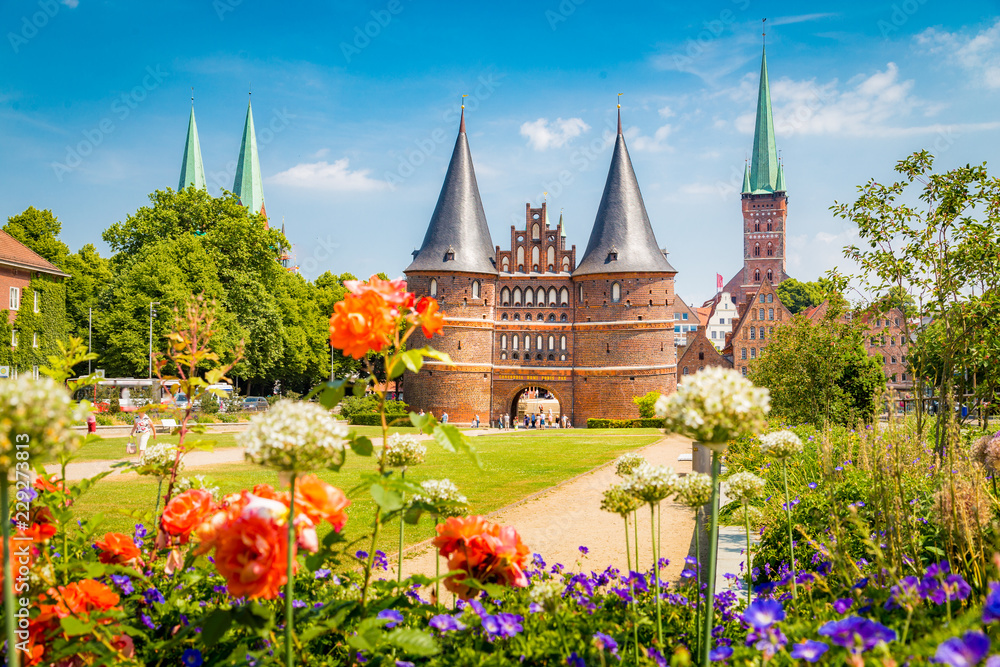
[749, 315, 885, 427]
[62, 244, 113, 342]
[775, 277, 847, 315]
[632, 390, 661, 418]
[3, 206, 70, 266]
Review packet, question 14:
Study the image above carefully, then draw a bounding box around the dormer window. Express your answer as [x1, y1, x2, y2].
[444, 245, 455, 261]
[607, 245, 618, 262]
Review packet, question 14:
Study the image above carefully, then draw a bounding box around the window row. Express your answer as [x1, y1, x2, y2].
[500, 246, 572, 274]
[9, 330, 40, 348]
[752, 220, 775, 232]
[8, 288, 41, 313]
[753, 307, 776, 321]
[499, 352, 567, 361]
[740, 347, 762, 360]
[500, 312, 569, 322]
[746, 326, 773, 340]
[752, 269, 775, 283]
[500, 286, 570, 307]
[428, 279, 483, 300]
[500, 334, 567, 352]
[752, 242, 775, 257]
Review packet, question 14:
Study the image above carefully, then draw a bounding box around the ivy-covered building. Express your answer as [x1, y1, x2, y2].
[0, 230, 69, 378]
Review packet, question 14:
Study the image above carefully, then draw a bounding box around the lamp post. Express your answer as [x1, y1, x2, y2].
[148, 301, 159, 379]
[88, 307, 92, 375]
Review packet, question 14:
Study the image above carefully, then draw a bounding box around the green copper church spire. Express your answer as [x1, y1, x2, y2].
[741, 162, 751, 194]
[178, 96, 206, 191]
[234, 96, 266, 220]
[749, 36, 779, 194]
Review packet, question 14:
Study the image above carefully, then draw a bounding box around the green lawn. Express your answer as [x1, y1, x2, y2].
[72, 430, 662, 562]
[70, 434, 242, 462]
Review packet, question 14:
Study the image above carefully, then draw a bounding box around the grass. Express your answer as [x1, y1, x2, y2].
[71, 430, 662, 564]
[70, 434, 241, 462]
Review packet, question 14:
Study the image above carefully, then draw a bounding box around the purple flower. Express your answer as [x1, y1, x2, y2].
[710, 645, 734, 661]
[481, 614, 501, 637]
[647, 647, 667, 667]
[182, 649, 203, 667]
[143, 587, 166, 605]
[429, 614, 466, 633]
[833, 598, 853, 614]
[468, 599, 487, 618]
[292, 600, 307, 609]
[314, 568, 331, 579]
[885, 576, 920, 610]
[567, 652, 585, 667]
[492, 613, 523, 638]
[377, 609, 404, 629]
[578, 546, 589, 555]
[140, 613, 154, 629]
[808, 482, 817, 489]
[133, 523, 147, 547]
[943, 574, 972, 602]
[593, 632, 619, 656]
[110, 574, 134, 596]
[818, 616, 896, 654]
[742, 599, 785, 630]
[935, 631, 990, 667]
[355, 550, 368, 560]
[396, 662, 415, 667]
[528, 602, 543, 613]
[983, 583, 1000, 623]
[790, 640, 829, 662]
[374, 550, 389, 571]
[749, 627, 787, 656]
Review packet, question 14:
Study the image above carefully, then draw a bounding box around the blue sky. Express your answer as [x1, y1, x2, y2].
[2, 0, 1000, 306]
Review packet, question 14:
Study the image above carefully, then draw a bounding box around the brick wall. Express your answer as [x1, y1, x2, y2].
[0, 265, 35, 324]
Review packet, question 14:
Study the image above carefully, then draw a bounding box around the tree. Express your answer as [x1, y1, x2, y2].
[62, 244, 113, 342]
[749, 315, 885, 427]
[3, 207, 70, 266]
[775, 277, 847, 315]
[632, 391, 661, 418]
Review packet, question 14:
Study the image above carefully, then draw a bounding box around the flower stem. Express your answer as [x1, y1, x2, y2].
[694, 510, 702, 657]
[555, 614, 571, 655]
[633, 508, 639, 572]
[624, 515, 632, 573]
[650, 502, 663, 647]
[2, 476, 20, 667]
[900, 606, 913, 645]
[781, 461, 797, 599]
[744, 500, 752, 608]
[60, 460, 68, 585]
[434, 517, 441, 609]
[397, 468, 406, 584]
[285, 472, 297, 667]
[701, 451, 721, 667]
[154, 477, 163, 520]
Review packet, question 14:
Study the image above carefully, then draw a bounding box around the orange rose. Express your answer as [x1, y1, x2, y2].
[95, 532, 143, 567]
[161, 489, 215, 543]
[295, 475, 350, 531]
[433, 515, 492, 557]
[329, 291, 397, 359]
[433, 516, 529, 599]
[416, 297, 446, 338]
[252, 484, 289, 505]
[345, 275, 414, 310]
[213, 512, 292, 599]
[19, 522, 56, 543]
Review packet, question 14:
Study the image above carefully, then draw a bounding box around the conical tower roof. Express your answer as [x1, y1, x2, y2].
[748, 46, 779, 194]
[573, 111, 674, 276]
[741, 163, 751, 195]
[234, 99, 266, 218]
[405, 110, 496, 275]
[178, 103, 206, 191]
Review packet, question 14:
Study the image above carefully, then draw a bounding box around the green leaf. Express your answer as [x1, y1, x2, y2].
[59, 616, 93, 636]
[403, 506, 423, 525]
[200, 609, 233, 645]
[389, 628, 440, 656]
[349, 435, 374, 457]
[400, 349, 424, 374]
[420, 347, 453, 366]
[409, 411, 436, 434]
[433, 423, 481, 468]
[370, 484, 404, 512]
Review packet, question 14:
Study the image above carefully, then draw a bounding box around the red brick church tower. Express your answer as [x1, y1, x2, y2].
[720, 43, 790, 307]
[404, 108, 677, 425]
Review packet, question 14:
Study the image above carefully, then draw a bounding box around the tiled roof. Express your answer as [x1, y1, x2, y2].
[0, 230, 68, 276]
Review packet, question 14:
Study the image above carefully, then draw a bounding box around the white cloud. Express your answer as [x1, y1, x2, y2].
[628, 123, 673, 152]
[310, 147, 330, 159]
[658, 105, 675, 119]
[770, 13, 838, 26]
[519, 117, 590, 150]
[269, 158, 386, 191]
[916, 19, 1000, 89]
[815, 231, 838, 243]
[61, 0, 79, 7]
[678, 182, 722, 196]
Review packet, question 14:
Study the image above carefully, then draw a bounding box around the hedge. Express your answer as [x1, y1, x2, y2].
[347, 413, 411, 426]
[586, 418, 664, 429]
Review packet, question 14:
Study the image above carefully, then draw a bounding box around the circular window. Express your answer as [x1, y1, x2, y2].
[532, 213, 539, 220]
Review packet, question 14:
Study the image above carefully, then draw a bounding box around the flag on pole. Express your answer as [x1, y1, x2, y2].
[716, 273, 724, 291]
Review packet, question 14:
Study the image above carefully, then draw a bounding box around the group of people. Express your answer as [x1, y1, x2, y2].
[495, 409, 569, 430]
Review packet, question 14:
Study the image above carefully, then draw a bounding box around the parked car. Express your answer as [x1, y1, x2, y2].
[243, 397, 269, 412]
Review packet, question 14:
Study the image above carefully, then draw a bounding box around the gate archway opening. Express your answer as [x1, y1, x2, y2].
[510, 386, 563, 428]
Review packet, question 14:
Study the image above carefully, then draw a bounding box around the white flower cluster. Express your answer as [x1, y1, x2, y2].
[730, 504, 764, 527]
[600, 483, 641, 517]
[240, 400, 348, 472]
[621, 462, 677, 504]
[137, 442, 182, 478]
[758, 430, 804, 460]
[0, 376, 84, 472]
[412, 478, 468, 517]
[529, 578, 564, 613]
[383, 433, 426, 468]
[614, 452, 645, 478]
[655, 367, 770, 448]
[174, 474, 220, 499]
[726, 471, 767, 503]
[674, 473, 713, 509]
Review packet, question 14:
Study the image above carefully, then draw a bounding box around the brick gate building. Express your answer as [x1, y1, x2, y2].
[403, 110, 677, 426]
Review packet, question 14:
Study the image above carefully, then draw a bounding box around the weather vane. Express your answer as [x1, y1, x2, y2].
[617, 92, 623, 109]
[461, 93, 467, 110]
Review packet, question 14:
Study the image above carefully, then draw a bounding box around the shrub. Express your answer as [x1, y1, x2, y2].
[195, 415, 215, 424]
[218, 413, 239, 423]
[632, 391, 661, 418]
[200, 393, 221, 415]
[95, 414, 113, 426]
[587, 418, 664, 428]
[340, 394, 409, 419]
[108, 397, 120, 414]
[348, 412, 410, 426]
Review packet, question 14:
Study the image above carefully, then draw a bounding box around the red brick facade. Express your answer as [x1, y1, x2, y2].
[860, 307, 911, 390]
[726, 281, 792, 377]
[677, 327, 732, 381]
[405, 203, 677, 426]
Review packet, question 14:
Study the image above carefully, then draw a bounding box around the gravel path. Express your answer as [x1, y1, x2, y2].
[388, 433, 695, 585]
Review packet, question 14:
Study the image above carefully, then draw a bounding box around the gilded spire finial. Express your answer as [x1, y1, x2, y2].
[762, 18, 767, 46]
[191, 87, 194, 104]
[460, 94, 468, 133]
[617, 92, 623, 135]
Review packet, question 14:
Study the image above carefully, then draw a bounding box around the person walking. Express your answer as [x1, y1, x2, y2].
[86, 413, 97, 434]
[130, 411, 156, 460]
[442, 412, 449, 424]
[473, 414, 480, 428]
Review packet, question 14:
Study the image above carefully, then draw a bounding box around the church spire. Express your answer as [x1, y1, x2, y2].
[405, 107, 496, 275]
[748, 24, 779, 194]
[574, 107, 674, 276]
[559, 210, 566, 238]
[234, 95, 266, 221]
[178, 94, 206, 191]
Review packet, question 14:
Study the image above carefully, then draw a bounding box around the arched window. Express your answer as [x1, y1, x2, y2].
[537, 335, 543, 350]
[750, 327, 756, 340]
[500, 352, 507, 360]
[548, 287, 558, 306]
[532, 223, 540, 240]
[562, 256, 570, 272]
[683, 367, 689, 375]
[611, 282, 621, 303]
[501, 257, 510, 272]
[759, 308, 765, 320]
[754, 221, 760, 232]
[513, 288, 522, 306]
[741, 348, 747, 360]
[525, 289, 534, 306]
[501, 334, 507, 349]
[548, 354, 554, 361]
[767, 294, 773, 303]
[766, 243, 773, 257]
[501, 287, 510, 305]
[560, 287, 569, 306]
[513, 313, 520, 321]
[525, 313, 532, 321]
[768, 308, 774, 320]
[560, 335, 566, 350]
[512, 352, 519, 359]
[516, 246, 524, 269]
[525, 336, 531, 351]
[429, 278, 438, 296]
[750, 347, 757, 359]
[759, 327, 765, 340]
[560, 354, 567, 361]
[536, 354, 543, 361]
[501, 313, 508, 321]
[766, 269, 773, 282]
[767, 219, 772, 231]
[548, 335, 555, 350]
[754, 269, 761, 282]
[753, 244, 760, 257]
[560, 313, 567, 322]
[546, 246, 555, 270]
[512, 335, 519, 350]
[531, 246, 540, 269]
[548, 314, 555, 322]
[578, 283, 584, 301]
[471, 281, 481, 299]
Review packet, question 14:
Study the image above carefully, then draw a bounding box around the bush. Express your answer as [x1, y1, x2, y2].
[348, 412, 410, 426]
[631, 391, 661, 418]
[218, 413, 239, 423]
[95, 414, 113, 426]
[108, 397, 121, 414]
[200, 393, 221, 415]
[195, 415, 215, 424]
[341, 394, 409, 420]
[587, 418, 664, 428]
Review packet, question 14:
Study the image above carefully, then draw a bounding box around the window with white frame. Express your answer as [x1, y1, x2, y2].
[33, 291, 39, 313]
[32, 332, 38, 348]
[11, 330, 18, 347]
[9, 287, 20, 311]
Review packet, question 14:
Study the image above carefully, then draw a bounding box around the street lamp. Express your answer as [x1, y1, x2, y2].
[88, 307, 92, 375]
[148, 301, 160, 379]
